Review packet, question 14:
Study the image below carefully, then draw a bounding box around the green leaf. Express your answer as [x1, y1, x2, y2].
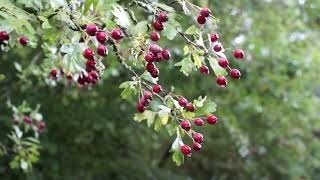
[208, 57, 227, 77]
[112, 5, 130, 28]
[131, 21, 148, 36]
[0, 74, 5, 81]
[172, 149, 184, 166]
[174, 56, 194, 76]
[195, 100, 217, 116]
[162, 14, 180, 40]
[183, 45, 189, 55]
[156, 3, 175, 12]
[38, 16, 52, 29]
[192, 53, 203, 68]
[166, 122, 177, 136]
[185, 25, 199, 35]
[83, 0, 94, 15]
[133, 110, 156, 127]
[141, 71, 158, 83]
[49, 0, 66, 9]
[119, 81, 137, 99]
[154, 118, 162, 131]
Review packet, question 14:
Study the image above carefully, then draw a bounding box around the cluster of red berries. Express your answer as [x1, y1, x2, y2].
[197, 8, 211, 25]
[14, 115, 46, 134]
[0, 31, 29, 46]
[145, 13, 171, 78]
[137, 84, 162, 112]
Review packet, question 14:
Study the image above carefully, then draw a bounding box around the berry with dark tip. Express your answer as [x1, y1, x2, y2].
[150, 67, 159, 78]
[207, 114, 217, 124]
[19, 36, 29, 46]
[144, 53, 154, 63]
[200, 8, 211, 17]
[153, 21, 164, 31]
[178, 97, 188, 107]
[161, 49, 171, 60]
[230, 69, 241, 79]
[111, 28, 123, 40]
[77, 76, 86, 85]
[186, 103, 195, 112]
[90, 71, 98, 80]
[97, 44, 108, 57]
[233, 49, 245, 59]
[193, 133, 203, 143]
[86, 60, 96, 70]
[96, 31, 107, 43]
[83, 48, 94, 59]
[146, 63, 155, 72]
[23, 116, 32, 124]
[193, 143, 202, 151]
[149, 44, 162, 54]
[50, 69, 58, 78]
[86, 24, 98, 36]
[153, 53, 163, 62]
[152, 84, 162, 94]
[181, 145, 192, 156]
[139, 97, 150, 106]
[197, 15, 207, 24]
[0, 31, 9, 41]
[199, 65, 209, 75]
[194, 118, 204, 126]
[218, 58, 229, 69]
[158, 12, 169, 22]
[210, 33, 219, 42]
[180, 120, 191, 131]
[216, 76, 227, 87]
[150, 31, 160, 42]
[137, 102, 146, 113]
[143, 91, 153, 100]
[37, 121, 46, 130]
[213, 44, 222, 52]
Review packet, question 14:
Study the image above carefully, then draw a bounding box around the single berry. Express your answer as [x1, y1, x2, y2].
[152, 84, 162, 94]
[149, 44, 162, 54]
[158, 12, 168, 22]
[86, 60, 96, 70]
[180, 145, 192, 156]
[216, 76, 227, 87]
[193, 143, 202, 151]
[85, 74, 93, 83]
[200, 8, 211, 17]
[186, 103, 195, 112]
[137, 102, 146, 113]
[66, 75, 73, 81]
[144, 53, 154, 63]
[86, 24, 98, 36]
[139, 97, 150, 106]
[23, 115, 32, 124]
[77, 76, 86, 85]
[150, 31, 160, 42]
[150, 67, 159, 78]
[233, 49, 245, 59]
[90, 71, 98, 80]
[210, 33, 219, 42]
[153, 53, 163, 62]
[143, 91, 153, 100]
[83, 48, 94, 59]
[197, 15, 207, 24]
[178, 97, 188, 107]
[37, 121, 46, 130]
[50, 69, 58, 78]
[153, 21, 164, 31]
[161, 49, 171, 60]
[207, 114, 217, 124]
[194, 118, 204, 126]
[19, 36, 29, 46]
[111, 28, 123, 40]
[0, 31, 9, 41]
[96, 31, 107, 43]
[180, 120, 191, 131]
[97, 44, 108, 57]
[199, 65, 209, 75]
[146, 63, 155, 72]
[218, 58, 229, 69]
[213, 44, 223, 52]
[193, 133, 203, 143]
[230, 69, 241, 79]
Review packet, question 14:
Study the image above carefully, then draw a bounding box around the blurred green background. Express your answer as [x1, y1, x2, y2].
[1, 0, 320, 179]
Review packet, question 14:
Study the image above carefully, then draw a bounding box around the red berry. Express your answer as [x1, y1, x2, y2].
[66, 75, 73, 81]
[186, 103, 195, 112]
[197, 15, 207, 24]
[152, 84, 162, 94]
[150, 67, 159, 78]
[77, 76, 86, 85]
[90, 71, 98, 80]
[86, 24, 98, 36]
[200, 8, 211, 17]
[144, 53, 154, 63]
[230, 69, 241, 79]
[180, 145, 192, 156]
[143, 91, 153, 100]
[153, 21, 164, 31]
[86, 60, 96, 70]
[146, 63, 155, 72]
[83, 48, 94, 59]
[158, 12, 168, 22]
[193, 143, 202, 151]
[137, 102, 145, 113]
[180, 120, 191, 131]
[19, 36, 29, 46]
[153, 53, 163, 62]
[37, 121, 46, 130]
[97, 44, 107, 57]
[210, 33, 219, 42]
[85, 74, 93, 83]
[218, 58, 229, 69]
[207, 114, 217, 124]
[139, 97, 150, 106]
[0, 31, 9, 41]
[111, 28, 123, 40]
[96, 31, 107, 43]
[149, 44, 162, 54]
[213, 44, 222, 52]
[161, 49, 171, 60]
[150, 31, 160, 42]
[216, 76, 227, 87]
[50, 69, 58, 78]
[194, 118, 204, 126]
[178, 97, 188, 107]
[199, 65, 209, 75]
[193, 133, 203, 143]
[233, 49, 245, 59]
[23, 115, 32, 124]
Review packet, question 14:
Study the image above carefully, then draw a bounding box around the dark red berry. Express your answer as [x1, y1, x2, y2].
[193, 143, 202, 151]
[218, 58, 229, 69]
[144, 53, 154, 63]
[149, 44, 162, 54]
[178, 97, 188, 107]
[97, 44, 107, 57]
[233, 49, 245, 59]
[216, 76, 227, 87]
[139, 97, 150, 106]
[85, 74, 93, 83]
[50, 69, 58, 78]
[96, 31, 107, 43]
[143, 91, 153, 100]
[158, 12, 168, 22]
[23, 115, 32, 124]
[66, 75, 73, 81]
[150, 31, 160, 42]
[153, 53, 163, 62]
[0, 31, 9, 41]
[197, 15, 207, 24]
[146, 63, 155, 72]
[90, 71, 98, 80]
[150, 67, 159, 78]
[210, 33, 219, 42]
[153, 21, 164, 31]
[193, 133, 203, 143]
[37, 121, 46, 130]
[194, 118, 204, 126]
[186, 103, 195, 112]
[152, 84, 162, 94]
[77, 76, 86, 85]
[86, 24, 98, 36]
[161, 49, 171, 60]
[230, 69, 241, 79]
[86, 60, 96, 70]
[207, 114, 217, 124]
[199, 65, 209, 75]
[213, 44, 222, 52]
[200, 8, 211, 17]
[111, 28, 123, 40]
[83, 48, 94, 59]
[180, 120, 191, 131]
[180, 145, 192, 156]
[137, 102, 145, 113]
[19, 36, 29, 46]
